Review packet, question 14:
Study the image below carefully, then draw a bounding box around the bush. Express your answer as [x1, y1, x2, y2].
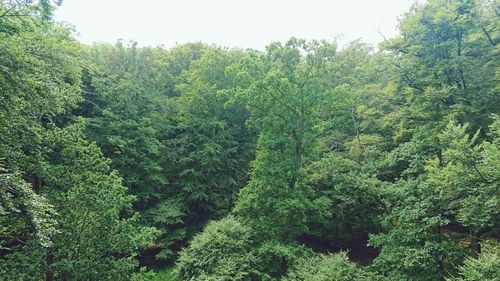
[283, 252, 378, 281]
[176, 216, 262, 281]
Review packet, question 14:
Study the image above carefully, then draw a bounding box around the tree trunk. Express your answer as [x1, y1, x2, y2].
[290, 134, 302, 190]
[470, 229, 481, 256]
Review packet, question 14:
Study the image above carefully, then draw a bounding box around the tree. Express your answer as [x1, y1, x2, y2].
[427, 118, 500, 253]
[383, 0, 499, 166]
[164, 46, 255, 238]
[304, 153, 382, 252]
[369, 117, 500, 280]
[446, 241, 500, 281]
[232, 38, 337, 239]
[0, 6, 156, 279]
[2, 0, 499, 279]
[79, 42, 257, 264]
[368, 2, 500, 279]
[369, 178, 467, 281]
[38, 121, 157, 280]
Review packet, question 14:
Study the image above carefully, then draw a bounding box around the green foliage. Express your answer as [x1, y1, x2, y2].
[0, 170, 57, 248]
[1, 0, 499, 280]
[150, 267, 177, 281]
[365, 1, 500, 279]
[427, 119, 500, 233]
[131, 267, 159, 281]
[306, 153, 382, 249]
[447, 241, 500, 281]
[384, 0, 499, 145]
[80, 42, 256, 263]
[369, 117, 500, 280]
[176, 216, 263, 281]
[172, 47, 253, 218]
[176, 216, 312, 281]
[0, 11, 83, 174]
[283, 252, 378, 281]
[233, 39, 337, 239]
[369, 179, 467, 281]
[0, 4, 156, 279]
[1, 120, 158, 280]
[82, 42, 170, 207]
[40, 121, 158, 280]
[254, 240, 313, 280]
[0, 170, 56, 280]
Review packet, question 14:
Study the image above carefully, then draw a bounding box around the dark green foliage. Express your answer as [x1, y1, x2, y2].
[305, 153, 382, 250]
[39, 121, 157, 280]
[365, 1, 500, 279]
[79, 42, 255, 263]
[369, 178, 467, 281]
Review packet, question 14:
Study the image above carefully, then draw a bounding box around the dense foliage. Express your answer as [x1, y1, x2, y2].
[1, 0, 499, 280]
[283, 252, 379, 281]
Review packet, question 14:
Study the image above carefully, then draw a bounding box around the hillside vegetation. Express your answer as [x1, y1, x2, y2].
[1, 0, 499, 280]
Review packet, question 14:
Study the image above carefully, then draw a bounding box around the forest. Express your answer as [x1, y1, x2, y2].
[0, 0, 499, 280]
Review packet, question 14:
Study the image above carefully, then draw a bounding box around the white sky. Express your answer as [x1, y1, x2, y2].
[54, 0, 420, 50]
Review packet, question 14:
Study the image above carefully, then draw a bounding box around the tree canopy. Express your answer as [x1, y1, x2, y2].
[1, 0, 499, 280]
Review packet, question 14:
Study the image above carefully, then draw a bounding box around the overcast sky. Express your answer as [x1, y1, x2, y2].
[54, 0, 420, 50]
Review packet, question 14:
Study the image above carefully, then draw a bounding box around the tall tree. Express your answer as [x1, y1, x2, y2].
[0, 3, 156, 279]
[233, 38, 337, 239]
